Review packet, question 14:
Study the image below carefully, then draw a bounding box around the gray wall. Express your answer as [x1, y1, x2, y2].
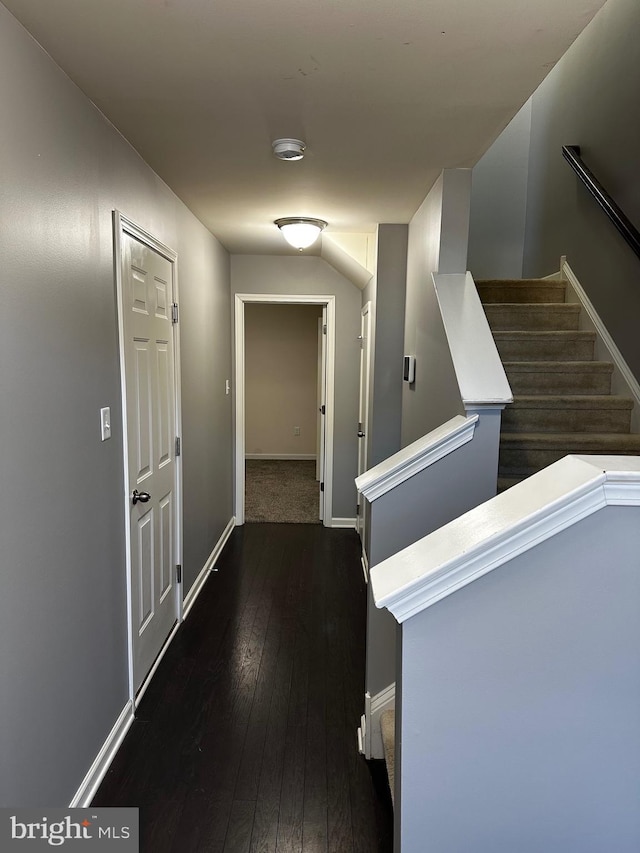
[399, 505, 640, 851]
[468, 102, 532, 279]
[368, 225, 408, 467]
[365, 413, 502, 699]
[524, 0, 640, 380]
[230, 255, 361, 520]
[0, 5, 232, 806]
[467, 0, 640, 380]
[178, 220, 232, 593]
[401, 170, 471, 447]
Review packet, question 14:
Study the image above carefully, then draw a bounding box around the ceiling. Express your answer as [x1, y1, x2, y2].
[3, 0, 607, 255]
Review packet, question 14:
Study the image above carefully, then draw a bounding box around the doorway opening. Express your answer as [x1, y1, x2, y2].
[234, 294, 336, 526]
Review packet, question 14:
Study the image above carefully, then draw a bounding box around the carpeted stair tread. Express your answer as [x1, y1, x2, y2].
[380, 710, 395, 807]
[476, 279, 566, 304]
[492, 330, 596, 362]
[504, 361, 613, 395]
[497, 475, 525, 492]
[484, 303, 581, 331]
[500, 431, 640, 450]
[508, 395, 632, 409]
[504, 361, 613, 373]
[502, 395, 633, 434]
[499, 432, 640, 476]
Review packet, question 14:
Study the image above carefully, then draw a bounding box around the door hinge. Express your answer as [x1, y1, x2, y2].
[172, 303, 179, 324]
[176, 564, 182, 584]
[357, 502, 361, 516]
[321, 404, 326, 415]
[175, 436, 181, 457]
[320, 482, 325, 492]
[323, 323, 327, 335]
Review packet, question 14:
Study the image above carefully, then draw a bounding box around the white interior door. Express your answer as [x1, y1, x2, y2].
[357, 302, 372, 535]
[120, 228, 179, 695]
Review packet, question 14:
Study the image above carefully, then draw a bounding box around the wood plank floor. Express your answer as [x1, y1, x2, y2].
[94, 523, 394, 852]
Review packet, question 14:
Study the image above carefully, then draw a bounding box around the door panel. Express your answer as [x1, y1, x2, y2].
[122, 232, 178, 693]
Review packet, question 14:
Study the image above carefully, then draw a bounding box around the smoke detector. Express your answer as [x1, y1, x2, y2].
[272, 138, 306, 161]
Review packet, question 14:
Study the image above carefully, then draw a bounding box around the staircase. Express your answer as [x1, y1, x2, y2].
[476, 277, 640, 489]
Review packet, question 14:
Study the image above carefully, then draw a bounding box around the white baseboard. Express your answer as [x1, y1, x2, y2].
[245, 453, 317, 460]
[361, 549, 369, 584]
[562, 260, 640, 431]
[331, 517, 357, 529]
[135, 621, 181, 707]
[361, 684, 396, 759]
[73, 517, 237, 807]
[183, 516, 236, 619]
[70, 701, 134, 807]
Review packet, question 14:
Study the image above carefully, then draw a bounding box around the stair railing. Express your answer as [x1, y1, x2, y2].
[562, 145, 640, 260]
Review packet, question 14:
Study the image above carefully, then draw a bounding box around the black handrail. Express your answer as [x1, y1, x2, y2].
[562, 145, 640, 260]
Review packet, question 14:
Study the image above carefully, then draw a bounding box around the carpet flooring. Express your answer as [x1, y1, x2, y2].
[245, 459, 321, 524]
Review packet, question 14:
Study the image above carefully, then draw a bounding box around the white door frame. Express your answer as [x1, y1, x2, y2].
[234, 293, 336, 526]
[114, 211, 183, 704]
[357, 300, 372, 537]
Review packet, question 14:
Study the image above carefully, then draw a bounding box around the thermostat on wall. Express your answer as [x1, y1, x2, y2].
[403, 356, 416, 384]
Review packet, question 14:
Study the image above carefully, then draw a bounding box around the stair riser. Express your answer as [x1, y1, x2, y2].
[506, 372, 612, 395]
[495, 339, 595, 362]
[478, 284, 566, 304]
[500, 445, 640, 476]
[502, 408, 632, 434]
[485, 305, 580, 331]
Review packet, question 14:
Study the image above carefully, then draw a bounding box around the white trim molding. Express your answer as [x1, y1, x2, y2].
[358, 684, 396, 759]
[361, 549, 369, 584]
[182, 516, 235, 619]
[562, 259, 640, 431]
[434, 272, 513, 408]
[331, 517, 357, 529]
[356, 415, 478, 502]
[371, 455, 640, 624]
[234, 294, 336, 527]
[70, 701, 135, 807]
[245, 453, 317, 461]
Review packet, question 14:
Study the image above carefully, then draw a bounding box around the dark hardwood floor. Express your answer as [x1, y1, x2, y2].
[94, 523, 393, 852]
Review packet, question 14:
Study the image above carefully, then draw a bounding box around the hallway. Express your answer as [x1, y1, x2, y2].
[94, 524, 393, 852]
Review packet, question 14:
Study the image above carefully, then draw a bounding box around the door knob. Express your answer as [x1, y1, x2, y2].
[132, 489, 151, 505]
[357, 431, 365, 438]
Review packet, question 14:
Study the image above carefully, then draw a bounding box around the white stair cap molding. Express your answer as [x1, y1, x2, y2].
[434, 272, 513, 408]
[356, 414, 478, 502]
[371, 454, 640, 624]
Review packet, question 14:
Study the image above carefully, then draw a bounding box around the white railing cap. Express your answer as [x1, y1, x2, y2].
[435, 272, 513, 407]
[356, 414, 477, 502]
[371, 455, 640, 623]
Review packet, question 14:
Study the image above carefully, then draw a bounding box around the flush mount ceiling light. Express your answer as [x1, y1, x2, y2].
[272, 138, 306, 161]
[275, 217, 327, 250]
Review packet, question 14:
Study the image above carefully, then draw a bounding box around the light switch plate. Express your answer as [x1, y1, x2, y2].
[100, 407, 111, 441]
